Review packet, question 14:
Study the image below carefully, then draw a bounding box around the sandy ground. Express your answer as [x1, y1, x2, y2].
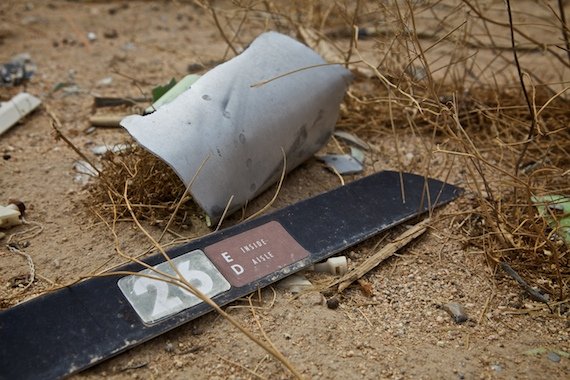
[1, 1, 569, 379]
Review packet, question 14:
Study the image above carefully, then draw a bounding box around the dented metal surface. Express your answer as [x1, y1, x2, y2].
[121, 32, 352, 221]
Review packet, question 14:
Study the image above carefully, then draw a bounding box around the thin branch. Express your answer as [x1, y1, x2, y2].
[504, 0, 537, 176]
[208, 2, 238, 56]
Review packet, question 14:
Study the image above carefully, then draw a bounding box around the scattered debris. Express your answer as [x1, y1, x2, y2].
[93, 96, 149, 108]
[441, 302, 469, 324]
[490, 363, 503, 373]
[0, 92, 41, 137]
[277, 273, 313, 294]
[532, 195, 570, 246]
[120, 32, 351, 223]
[333, 130, 370, 150]
[1, 53, 36, 86]
[103, 29, 118, 39]
[73, 160, 99, 185]
[500, 261, 550, 305]
[87, 32, 97, 42]
[50, 82, 81, 96]
[326, 296, 340, 309]
[0, 204, 22, 228]
[96, 76, 113, 87]
[547, 352, 561, 363]
[151, 78, 177, 102]
[319, 131, 368, 174]
[318, 154, 363, 175]
[89, 115, 128, 128]
[90, 143, 132, 156]
[310, 256, 348, 276]
[6, 199, 24, 215]
[326, 219, 430, 293]
[73, 160, 99, 176]
[146, 74, 200, 114]
[350, 147, 365, 164]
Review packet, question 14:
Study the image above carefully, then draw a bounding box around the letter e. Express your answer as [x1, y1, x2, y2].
[221, 252, 233, 263]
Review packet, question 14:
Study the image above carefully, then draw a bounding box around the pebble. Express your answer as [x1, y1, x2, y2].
[103, 29, 118, 39]
[490, 364, 503, 372]
[96, 77, 113, 87]
[547, 352, 561, 363]
[442, 303, 469, 324]
[326, 296, 340, 309]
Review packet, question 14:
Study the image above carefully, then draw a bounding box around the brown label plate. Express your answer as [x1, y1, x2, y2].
[204, 221, 309, 287]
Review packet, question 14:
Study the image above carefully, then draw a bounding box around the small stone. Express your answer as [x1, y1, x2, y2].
[326, 296, 340, 309]
[547, 352, 561, 363]
[97, 77, 113, 87]
[442, 303, 469, 324]
[103, 29, 118, 39]
[490, 364, 502, 372]
[436, 341, 445, 347]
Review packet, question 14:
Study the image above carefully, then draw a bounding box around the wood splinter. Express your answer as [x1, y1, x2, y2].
[328, 218, 430, 294]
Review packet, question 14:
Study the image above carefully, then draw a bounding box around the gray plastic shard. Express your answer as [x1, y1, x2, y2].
[121, 32, 352, 222]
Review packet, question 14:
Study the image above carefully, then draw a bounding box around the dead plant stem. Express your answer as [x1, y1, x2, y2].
[505, 0, 537, 177]
[208, 2, 238, 56]
[158, 155, 210, 243]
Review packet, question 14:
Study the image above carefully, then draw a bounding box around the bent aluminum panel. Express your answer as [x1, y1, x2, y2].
[121, 32, 352, 221]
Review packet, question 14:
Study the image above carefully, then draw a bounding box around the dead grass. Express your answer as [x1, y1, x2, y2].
[89, 147, 193, 226]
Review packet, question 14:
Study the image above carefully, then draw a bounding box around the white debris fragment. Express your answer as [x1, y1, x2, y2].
[0, 92, 41, 137]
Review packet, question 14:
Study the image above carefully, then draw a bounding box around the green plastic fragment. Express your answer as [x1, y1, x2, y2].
[532, 195, 570, 246]
[147, 74, 201, 114]
[151, 78, 177, 102]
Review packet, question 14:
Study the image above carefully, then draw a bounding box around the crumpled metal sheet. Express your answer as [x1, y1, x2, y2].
[121, 32, 352, 222]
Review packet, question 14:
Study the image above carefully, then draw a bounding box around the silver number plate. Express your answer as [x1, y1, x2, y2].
[118, 250, 230, 324]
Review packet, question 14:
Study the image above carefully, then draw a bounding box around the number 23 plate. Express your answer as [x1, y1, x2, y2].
[118, 250, 230, 324]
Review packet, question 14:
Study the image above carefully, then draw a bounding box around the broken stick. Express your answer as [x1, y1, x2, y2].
[328, 218, 430, 293]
